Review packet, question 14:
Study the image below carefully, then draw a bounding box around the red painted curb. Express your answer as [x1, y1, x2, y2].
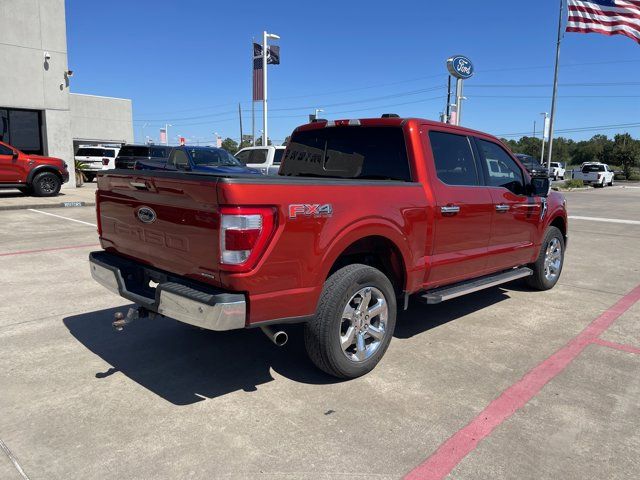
[0, 243, 99, 257]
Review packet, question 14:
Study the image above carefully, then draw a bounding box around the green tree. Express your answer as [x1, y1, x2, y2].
[220, 137, 239, 154]
[612, 133, 640, 179]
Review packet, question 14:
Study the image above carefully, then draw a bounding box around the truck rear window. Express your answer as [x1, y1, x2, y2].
[119, 146, 149, 157]
[280, 127, 411, 181]
[582, 164, 605, 172]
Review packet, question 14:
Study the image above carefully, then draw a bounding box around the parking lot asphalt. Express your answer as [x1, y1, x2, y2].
[1, 186, 639, 479]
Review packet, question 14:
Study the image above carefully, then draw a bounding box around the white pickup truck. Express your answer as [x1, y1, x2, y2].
[235, 146, 285, 175]
[572, 162, 614, 187]
[549, 162, 565, 180]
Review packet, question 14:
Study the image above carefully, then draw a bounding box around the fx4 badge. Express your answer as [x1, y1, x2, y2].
[289, 204, 333, 219]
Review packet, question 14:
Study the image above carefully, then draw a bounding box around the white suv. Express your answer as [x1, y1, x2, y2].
[75, 146, 120, 182]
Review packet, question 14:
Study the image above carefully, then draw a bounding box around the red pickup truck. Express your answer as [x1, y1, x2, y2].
[90, 117, 567, 378]
[0, 140, 69, 196]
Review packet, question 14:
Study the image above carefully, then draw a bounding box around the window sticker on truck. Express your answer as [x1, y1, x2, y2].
[288, 204, 333, 219]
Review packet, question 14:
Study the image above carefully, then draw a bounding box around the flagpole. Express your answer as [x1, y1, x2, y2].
[546, 0, 564, 171]
[251, 38, 255, 146]
[262, 30, 268, 146]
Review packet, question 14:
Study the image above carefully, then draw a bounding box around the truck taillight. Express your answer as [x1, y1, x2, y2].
[102, 158, 109, 166]
[219, 207, 276, 271]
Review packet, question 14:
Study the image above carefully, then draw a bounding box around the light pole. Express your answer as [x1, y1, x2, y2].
[262, 31, 280, 147]
[142, 122, 148, 144]
[314, 108, 324, 120]
[540, 112, 549, 163]
[165, 123, 172, 145]
[214, 131, 220, 148]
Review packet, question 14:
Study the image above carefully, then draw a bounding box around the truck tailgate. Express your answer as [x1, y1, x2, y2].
[96, 172, 222, 282]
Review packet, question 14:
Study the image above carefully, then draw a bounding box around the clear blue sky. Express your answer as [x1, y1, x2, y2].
[65, 0, 640, 145]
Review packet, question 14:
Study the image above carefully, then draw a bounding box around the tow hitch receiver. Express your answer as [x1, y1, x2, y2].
[112, 306, 150, 331]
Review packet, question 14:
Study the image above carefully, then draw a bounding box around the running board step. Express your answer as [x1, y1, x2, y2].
[420, 267, 533, 304]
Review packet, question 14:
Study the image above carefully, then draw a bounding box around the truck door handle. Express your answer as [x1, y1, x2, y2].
[495, 204, 510, 212]
[440, 205, 460, 215]
[130, 181, 148, 189]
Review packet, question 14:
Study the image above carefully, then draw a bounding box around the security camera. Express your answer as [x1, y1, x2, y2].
[44, 51, 51, 60]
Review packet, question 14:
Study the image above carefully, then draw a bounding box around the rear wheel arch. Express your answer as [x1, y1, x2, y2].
[325, 234, 408, 296]
[549, 215, 567, 243]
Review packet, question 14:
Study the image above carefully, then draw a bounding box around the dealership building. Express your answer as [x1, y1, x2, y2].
[0, 0, 134, 188]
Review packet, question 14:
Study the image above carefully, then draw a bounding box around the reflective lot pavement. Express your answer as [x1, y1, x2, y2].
[0, 186, 638, 479]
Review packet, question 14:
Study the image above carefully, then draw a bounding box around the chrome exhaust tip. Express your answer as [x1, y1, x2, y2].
[260, 325, 288, 347]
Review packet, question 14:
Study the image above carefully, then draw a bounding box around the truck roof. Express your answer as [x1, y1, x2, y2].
[294, 117, 502, 143]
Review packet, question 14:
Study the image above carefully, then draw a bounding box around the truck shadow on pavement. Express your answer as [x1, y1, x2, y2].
[63, 286, 511, 405]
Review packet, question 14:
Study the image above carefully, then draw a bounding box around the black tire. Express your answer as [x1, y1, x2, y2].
[84, 172, 96, 182]
[31, 172, 61, 197]
[526, 226, 565, 291]
[304, 264, 397, 379]
[608, 178, 614, 187]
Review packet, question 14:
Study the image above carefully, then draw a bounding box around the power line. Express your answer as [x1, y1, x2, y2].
[497, 122, 640, 138]
[134, 59, 640, 117]
[135, 86, 446, 122]
[468, 81, 640, 88]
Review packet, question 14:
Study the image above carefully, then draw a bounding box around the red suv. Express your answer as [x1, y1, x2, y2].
[0, 140, 69, 196]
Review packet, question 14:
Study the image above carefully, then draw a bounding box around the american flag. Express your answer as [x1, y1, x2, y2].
[566, 0, 640, 44]
[253, 43, 264, 101]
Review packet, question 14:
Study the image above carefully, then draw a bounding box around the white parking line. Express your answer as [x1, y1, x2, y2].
[0, 438, 30, 480]
[28, 208, 96, 227]
[569, 215, 640, 225]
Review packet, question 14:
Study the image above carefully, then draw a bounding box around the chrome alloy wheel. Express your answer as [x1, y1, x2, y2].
[543, 237, 562, 282]
[340, 286, 388, 362]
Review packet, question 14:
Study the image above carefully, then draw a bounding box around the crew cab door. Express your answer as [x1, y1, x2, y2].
[474, 138, 540, 270]
[422, 129, 493, 286]
[0, 143, 19, 182]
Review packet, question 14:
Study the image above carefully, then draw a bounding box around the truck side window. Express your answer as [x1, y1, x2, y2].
[250, 149, 268, 165]
[0, 144, 13, 155]
[477, 139, 525, 195]
[273, 149, 284, 165]
[429, 131, 479, 186]
[235, 150, 251, 164]
[169, 150, 189, 168]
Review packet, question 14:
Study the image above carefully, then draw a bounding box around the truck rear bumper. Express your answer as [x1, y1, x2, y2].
[89, 251, 246, 331]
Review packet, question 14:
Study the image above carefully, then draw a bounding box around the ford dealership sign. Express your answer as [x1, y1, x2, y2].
[447, 55, 474, 80]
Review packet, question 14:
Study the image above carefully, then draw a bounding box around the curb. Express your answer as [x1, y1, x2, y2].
[0, 201, 95, 211]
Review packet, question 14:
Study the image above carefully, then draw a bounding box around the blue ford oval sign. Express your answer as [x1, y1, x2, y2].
[447, 55, 474, 80]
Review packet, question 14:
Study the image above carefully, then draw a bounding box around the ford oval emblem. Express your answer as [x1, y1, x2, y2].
[446, 55, 474, 80]
[137, 207, 157, 224]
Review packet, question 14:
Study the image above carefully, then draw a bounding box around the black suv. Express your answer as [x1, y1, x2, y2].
[514, 154, 549, 177]
[115, 145, 171, 169]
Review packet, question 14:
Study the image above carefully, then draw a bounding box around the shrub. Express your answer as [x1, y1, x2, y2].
[628, 173, 640, 181]
[563, 179, 584, 189]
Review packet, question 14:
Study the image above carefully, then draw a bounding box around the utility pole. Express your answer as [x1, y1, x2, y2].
[533, 120, 537, 138]
[546, 0, 564, 170]
[444, 76, 452, 123]
[238, 103, 243, 147]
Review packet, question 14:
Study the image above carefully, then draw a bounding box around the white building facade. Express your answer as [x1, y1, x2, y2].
[0, 0, 133, 188]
